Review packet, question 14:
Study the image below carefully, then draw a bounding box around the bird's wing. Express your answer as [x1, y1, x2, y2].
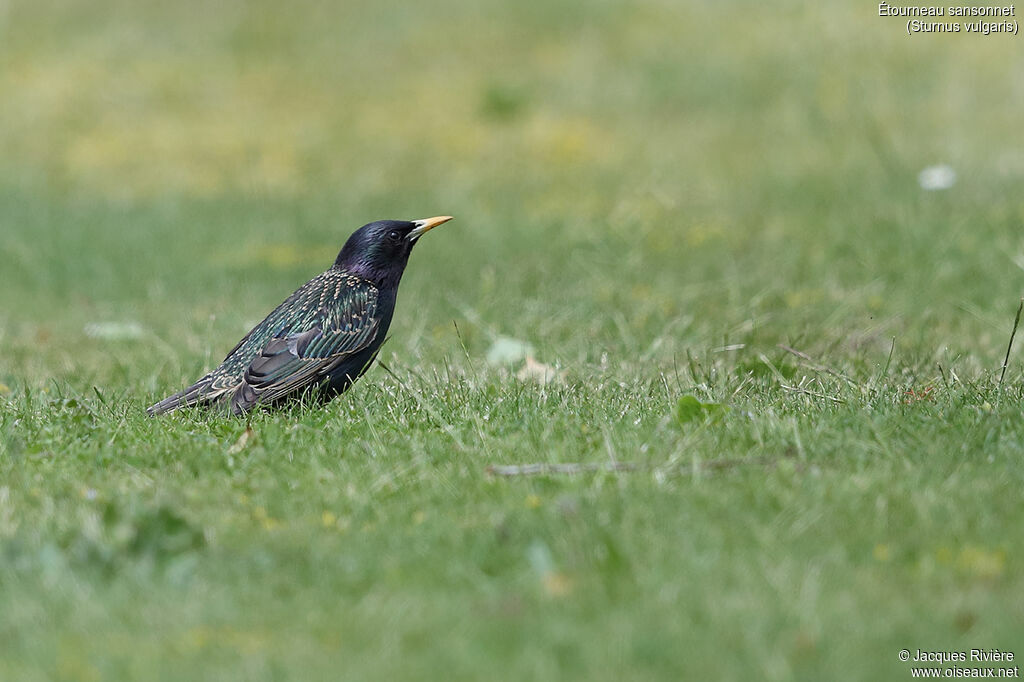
[229, 276, 381, 411]
[147, 271, 381, 415]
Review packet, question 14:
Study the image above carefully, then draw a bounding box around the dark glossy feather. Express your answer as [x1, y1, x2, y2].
[148, 270, 382, 415]
[149, 216, 452, 416]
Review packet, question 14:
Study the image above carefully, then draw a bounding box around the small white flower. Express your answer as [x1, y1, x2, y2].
[84, 322, 144, 340]
[918, 164, 956, 191]
[486, 336, 534, 366]
[516, 356, 566, 386]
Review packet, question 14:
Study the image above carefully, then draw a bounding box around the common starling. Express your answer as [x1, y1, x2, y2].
[147, 216, 453, 416]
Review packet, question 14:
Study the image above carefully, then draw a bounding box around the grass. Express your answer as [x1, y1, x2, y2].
[1, 0, 1024, 679]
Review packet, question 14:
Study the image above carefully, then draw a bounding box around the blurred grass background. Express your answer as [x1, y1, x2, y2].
[3, 0, 1022, 356]
[1, 1, 1023, 680]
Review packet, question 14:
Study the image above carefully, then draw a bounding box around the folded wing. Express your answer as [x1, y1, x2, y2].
[147, 272, 380, 415]
[229, 301, 380, 412]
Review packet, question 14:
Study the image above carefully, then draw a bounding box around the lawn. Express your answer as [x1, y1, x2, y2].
[1, 1, 1023, 680]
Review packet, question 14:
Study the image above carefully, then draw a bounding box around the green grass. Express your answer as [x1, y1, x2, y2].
[2, 1, 1024, 680]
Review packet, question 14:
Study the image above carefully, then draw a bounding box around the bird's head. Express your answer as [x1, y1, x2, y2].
[334, 216, 452, 285]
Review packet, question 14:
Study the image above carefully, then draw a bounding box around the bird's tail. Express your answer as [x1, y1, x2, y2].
[147, 376, 218, 415]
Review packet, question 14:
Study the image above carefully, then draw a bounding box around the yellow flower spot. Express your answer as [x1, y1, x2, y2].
[321, 511, 337, 527]
[253, 506, 281, 530]
[784, 288, 824, 308]
[525, 494, 542, 509]
[542, 571, 573, 597]
[873, 544, 890, 562]
[956, 546, 1005, 580]
[412, 510, 426, 525]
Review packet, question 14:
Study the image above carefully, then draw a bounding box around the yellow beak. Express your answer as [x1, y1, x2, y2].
[407, 215, 453, 241]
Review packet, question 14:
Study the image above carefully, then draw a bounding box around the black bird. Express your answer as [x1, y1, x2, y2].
[148, 216, 453, 416]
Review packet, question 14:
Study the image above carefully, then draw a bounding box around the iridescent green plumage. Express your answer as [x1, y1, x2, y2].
[148, 217, 451, 416]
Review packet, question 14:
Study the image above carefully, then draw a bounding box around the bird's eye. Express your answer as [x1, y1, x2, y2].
[387, 230, 401, 242]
